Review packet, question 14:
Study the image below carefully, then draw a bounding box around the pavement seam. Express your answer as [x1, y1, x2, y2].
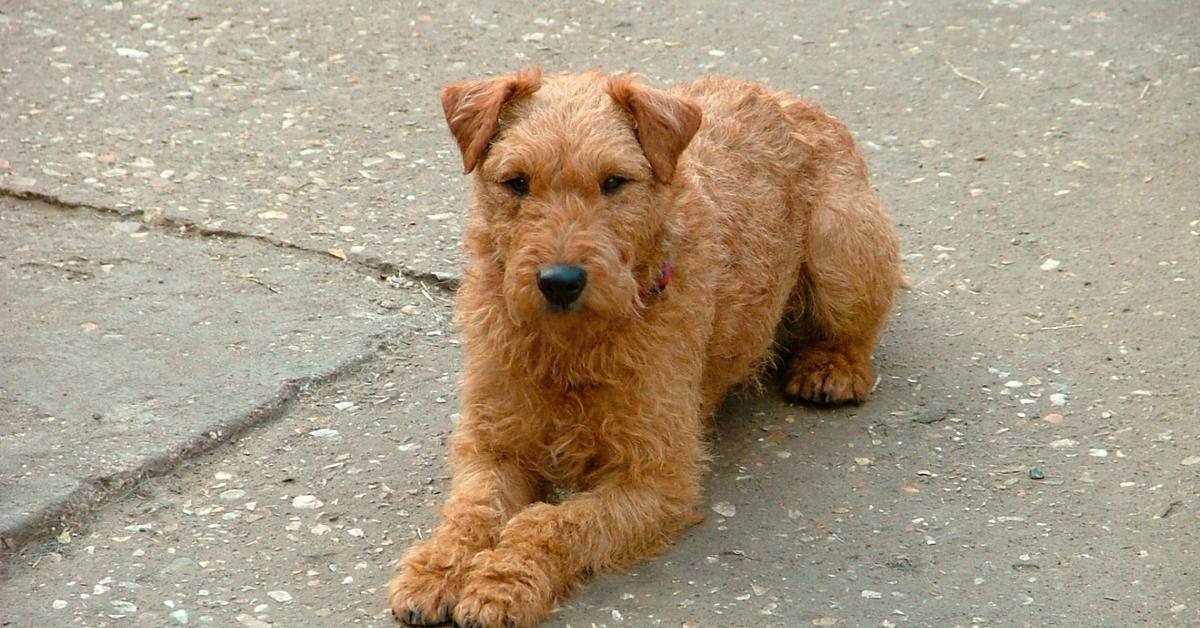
[0, 186, 461, 293]
[0, 342, 383, 564]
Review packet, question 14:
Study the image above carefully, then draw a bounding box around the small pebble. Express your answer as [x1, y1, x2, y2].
[115, 47, 149, 59]
[711, 501, 736, 517]
[292, 495, 323, 509]
[1028, 467, 1045, 480]
[110, 600, 138, 614]
[267, 590, 293, 603]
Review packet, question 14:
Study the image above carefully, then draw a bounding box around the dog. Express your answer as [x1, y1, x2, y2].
[388, 68, 903, 627]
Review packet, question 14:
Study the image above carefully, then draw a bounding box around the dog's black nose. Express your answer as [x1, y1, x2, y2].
[537, 264, 587, 308]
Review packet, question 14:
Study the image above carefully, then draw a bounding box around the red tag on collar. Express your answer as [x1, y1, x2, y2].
[657, 260, 672, 291]
[637, 260, 672, 303]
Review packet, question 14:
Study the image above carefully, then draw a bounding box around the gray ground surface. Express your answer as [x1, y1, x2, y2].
[2, 0, 1198, 626]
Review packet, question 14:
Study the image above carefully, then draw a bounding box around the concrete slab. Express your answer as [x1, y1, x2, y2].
[5, 0, 1192, 282]
[0, 197, 402, 552]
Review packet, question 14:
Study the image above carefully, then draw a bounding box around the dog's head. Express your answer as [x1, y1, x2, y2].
[441, 69, 701, 325]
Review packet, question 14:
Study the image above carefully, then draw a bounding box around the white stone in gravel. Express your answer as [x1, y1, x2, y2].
[268, 590, 293, 603]
[347, 528, 364, 537]
[220, 489, 246, 501]
[861, 590, 883, 599]
[309, 428, 339, 438]
[1089, 448, 1109, 458]
[292, 495, 323, 509]
[711, 501, 736, 517]
[1180, 456, 1200, 466]
[236, 615, 272, 628]
[171, 608, 189, 624]
[52, 600, 68, 610]
[116, 47, 149, 59]
[110, 599, 138, 613]
[1050, 438, 1078, 449]
[333, 401, 355, 411]
[1049, 393, 1068, 406]
[214, 472, 233, 481]
[1040, 259, 1061, 271]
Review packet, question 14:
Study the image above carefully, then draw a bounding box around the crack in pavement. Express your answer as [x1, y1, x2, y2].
[0, 186, 461, 293]
[0, 346, 382, 561]
[0, 185, 455, 558]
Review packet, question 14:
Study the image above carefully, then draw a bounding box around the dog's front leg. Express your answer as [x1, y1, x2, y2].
[389, 448, 539, 625]
[453, 470, 701, 628]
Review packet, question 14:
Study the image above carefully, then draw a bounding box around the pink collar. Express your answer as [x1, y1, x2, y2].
[637, 260, 672, 303]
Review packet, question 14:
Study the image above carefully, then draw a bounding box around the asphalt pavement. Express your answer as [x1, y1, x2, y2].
[1, 1, 1197, 626]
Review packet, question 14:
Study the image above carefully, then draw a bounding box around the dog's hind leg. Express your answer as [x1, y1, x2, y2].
[781, 125, 901, 405]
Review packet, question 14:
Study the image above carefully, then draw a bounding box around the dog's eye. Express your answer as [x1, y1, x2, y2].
[503, 176, 530, 196]
[601, 175, 628, 195]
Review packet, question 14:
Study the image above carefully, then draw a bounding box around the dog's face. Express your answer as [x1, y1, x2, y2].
[441, 69, 700, 325]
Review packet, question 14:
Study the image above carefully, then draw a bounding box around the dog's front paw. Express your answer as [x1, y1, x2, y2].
[784, 346, 873, 405]
[453, 549, 553, 628]
[388, 540, 466, 625]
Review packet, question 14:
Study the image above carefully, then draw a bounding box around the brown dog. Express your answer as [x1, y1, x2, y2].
[388, 68, 902, 627]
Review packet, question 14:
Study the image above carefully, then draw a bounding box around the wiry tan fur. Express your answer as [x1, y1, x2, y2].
[388, 69, 903, 627]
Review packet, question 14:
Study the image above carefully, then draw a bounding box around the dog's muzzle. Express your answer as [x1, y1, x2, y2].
[537, 264, 587, 309]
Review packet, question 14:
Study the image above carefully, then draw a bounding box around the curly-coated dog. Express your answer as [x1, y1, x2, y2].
[388, 68, 903, 627]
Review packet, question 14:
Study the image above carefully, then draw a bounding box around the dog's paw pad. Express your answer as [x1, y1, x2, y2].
[784, 348, 872, 405]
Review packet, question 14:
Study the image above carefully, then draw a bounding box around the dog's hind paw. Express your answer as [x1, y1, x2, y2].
[784, 344, 873, 405]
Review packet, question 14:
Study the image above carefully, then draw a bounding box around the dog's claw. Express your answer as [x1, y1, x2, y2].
[393, 606, 449, 626]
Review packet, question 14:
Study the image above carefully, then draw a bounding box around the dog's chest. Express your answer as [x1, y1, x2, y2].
[503, 392, 620, 489]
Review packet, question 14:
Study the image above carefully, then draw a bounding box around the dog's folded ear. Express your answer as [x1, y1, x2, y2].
[606, 76, 702, 183]
[441, 68, 543, 174]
